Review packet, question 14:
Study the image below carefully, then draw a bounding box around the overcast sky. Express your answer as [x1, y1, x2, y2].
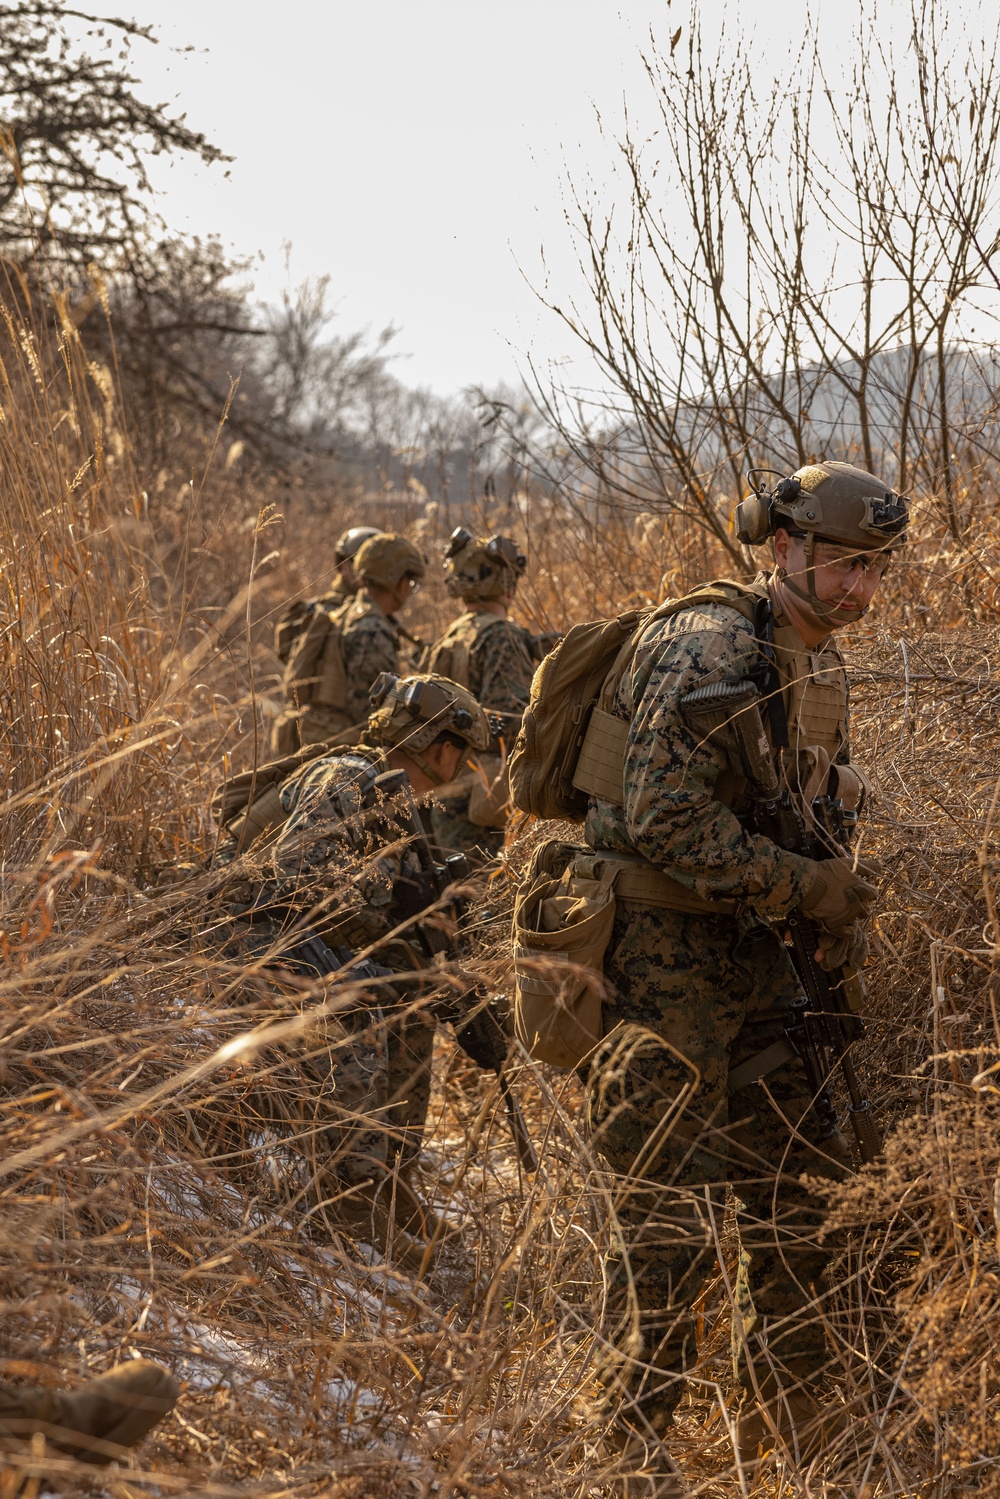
[121, 1, 995, 397]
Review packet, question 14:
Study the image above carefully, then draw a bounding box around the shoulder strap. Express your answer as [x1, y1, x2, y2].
[575, 578, 780, 805]
[750, 592, 789, 751]
[652, 577, 768, 628]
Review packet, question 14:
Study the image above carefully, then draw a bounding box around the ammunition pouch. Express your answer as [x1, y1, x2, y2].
[512, 837, 739, 1069]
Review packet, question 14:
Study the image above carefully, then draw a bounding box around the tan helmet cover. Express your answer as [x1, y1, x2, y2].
[368, 672, 490, 754]
[775, 461, 909, 550]
[444, 532, 527, 602]
[334, 525, 379, 564]
[355, 533, 427, 589]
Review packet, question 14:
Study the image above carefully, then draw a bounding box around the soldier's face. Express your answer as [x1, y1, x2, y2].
[776, 530, 887, 625]
[424, 739, 466, 785]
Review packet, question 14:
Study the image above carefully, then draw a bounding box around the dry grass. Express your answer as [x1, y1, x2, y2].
[1, 286, 1000, 1499]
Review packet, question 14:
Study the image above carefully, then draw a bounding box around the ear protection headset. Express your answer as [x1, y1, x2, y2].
[733, 471, 803, 546]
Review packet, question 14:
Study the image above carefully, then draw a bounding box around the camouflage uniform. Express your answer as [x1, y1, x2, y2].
[584, 588, 855, 1432]
[225, 747, 437, 1189]
[272, 588, 403, 753]
[338, 591, 404, 732]
[428, 611, 535, 857]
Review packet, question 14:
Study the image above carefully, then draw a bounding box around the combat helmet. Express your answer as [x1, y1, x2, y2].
[334, 525, 379, 564]
[355, 533, 427, 590]
[443, 527, 527, 602]
[734, 460, 909, 623]
[368, 671, 490, 783]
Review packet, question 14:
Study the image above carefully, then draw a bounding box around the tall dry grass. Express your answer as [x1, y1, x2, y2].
[1, 280, 1000, 1499]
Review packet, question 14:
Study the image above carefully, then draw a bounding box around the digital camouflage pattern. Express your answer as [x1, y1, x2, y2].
[584, 596, 858, 1429]
[428, 611, 535, 857]
[338, 589, 404, 730]
[588, 908, 846, 1431]
[223, 747, 436, 1190]
[585, 598, 834, 909]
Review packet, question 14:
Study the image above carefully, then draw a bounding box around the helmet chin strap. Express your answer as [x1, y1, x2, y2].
[403, 747, 446, 787]
[777, 532, 869, 628]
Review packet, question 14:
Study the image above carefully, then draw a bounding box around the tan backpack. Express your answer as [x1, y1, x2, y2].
[282, 600, 351, 714]
[507, 580, 765, 822]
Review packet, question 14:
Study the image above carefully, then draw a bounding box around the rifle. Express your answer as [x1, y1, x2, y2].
[373, 768, 538, 1173]
[754, 789, 882, 1165]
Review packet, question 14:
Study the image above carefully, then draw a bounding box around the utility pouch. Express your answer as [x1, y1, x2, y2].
[512, 838, 616, 1068]
[679, 678, 778, 794]
[467, 753, 509, 829]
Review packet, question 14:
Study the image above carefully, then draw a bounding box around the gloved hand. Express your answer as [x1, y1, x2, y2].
[800, 856, 879, 935]
[816, 917, 868, 972]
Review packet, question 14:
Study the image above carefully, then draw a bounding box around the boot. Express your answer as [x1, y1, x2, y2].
[737, 1374, 849, 1472]
[317, 1171, 459, 1272]
[0, 1359, 179, 1465]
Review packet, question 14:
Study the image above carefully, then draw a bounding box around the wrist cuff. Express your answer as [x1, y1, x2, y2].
[752, 850, 820, 921]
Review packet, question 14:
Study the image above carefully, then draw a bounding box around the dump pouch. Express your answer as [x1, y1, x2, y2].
[512, 838, 616, 1068]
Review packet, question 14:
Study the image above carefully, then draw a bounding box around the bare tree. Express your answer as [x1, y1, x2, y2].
[0, 2, 227, 271]
[523, 0, 1000, 570]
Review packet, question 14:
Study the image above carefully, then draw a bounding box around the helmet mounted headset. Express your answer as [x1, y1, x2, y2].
[368, 671, 488, 787]
[733, 462, 909, 626]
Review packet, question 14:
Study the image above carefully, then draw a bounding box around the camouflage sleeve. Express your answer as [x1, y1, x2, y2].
[341, 615, 400, 725]
[470, 622, 535, 720]
[586, 603, 817, 917]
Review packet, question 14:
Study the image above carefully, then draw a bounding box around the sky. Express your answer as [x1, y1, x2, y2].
[118, 1, 995, 398]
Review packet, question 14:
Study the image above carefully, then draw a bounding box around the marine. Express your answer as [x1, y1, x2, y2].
[271, 532, 426, 755]
[216, 673, 490, 1262]
[272, 524, 380, 666]
[577, 462, 907, 1473]
[423, 529, 538, 858]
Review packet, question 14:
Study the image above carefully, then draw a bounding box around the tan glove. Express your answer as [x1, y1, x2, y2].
[816, 917, 869, 972]
[800, 856, 879, 936]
